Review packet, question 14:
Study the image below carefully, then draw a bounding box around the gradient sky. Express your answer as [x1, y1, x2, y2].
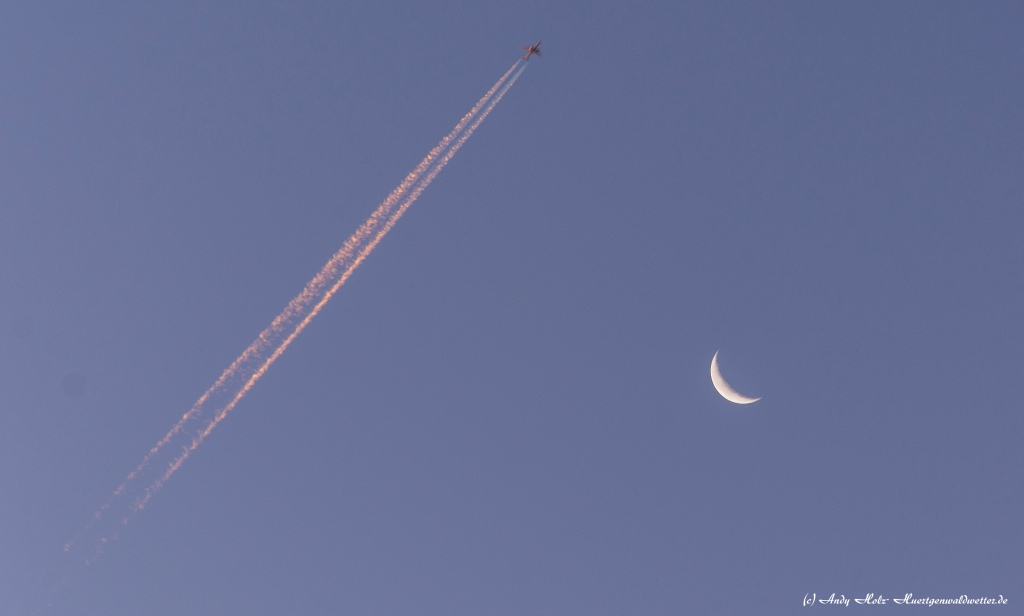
[2, 2, 1021, 614]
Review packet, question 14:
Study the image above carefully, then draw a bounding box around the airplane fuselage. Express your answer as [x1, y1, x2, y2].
[521, 40, 542, 60]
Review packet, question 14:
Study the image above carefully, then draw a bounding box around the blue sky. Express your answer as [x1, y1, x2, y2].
[2, 2, 1021, 614]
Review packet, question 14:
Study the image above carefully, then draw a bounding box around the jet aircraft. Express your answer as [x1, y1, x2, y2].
[521, 41, 542, 60]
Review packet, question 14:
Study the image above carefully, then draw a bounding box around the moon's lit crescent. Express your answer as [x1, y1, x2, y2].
[710, 350, 761, 404]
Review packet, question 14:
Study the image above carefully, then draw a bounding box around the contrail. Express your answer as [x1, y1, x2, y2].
[100, 60, 524, 512]
[131, 62, 529, 518]
[61, 58, 527, 571]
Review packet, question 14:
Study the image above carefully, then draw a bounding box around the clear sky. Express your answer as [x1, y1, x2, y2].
[2, 2, 1021, 614]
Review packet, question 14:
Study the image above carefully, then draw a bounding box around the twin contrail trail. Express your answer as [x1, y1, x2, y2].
[61, 57, 528, 572]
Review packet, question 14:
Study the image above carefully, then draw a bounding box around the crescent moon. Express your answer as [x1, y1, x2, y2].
[710, 350, 761, 404]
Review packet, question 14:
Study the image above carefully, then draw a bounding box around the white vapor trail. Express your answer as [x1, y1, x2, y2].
[128, 61, 529, 518]
[61, 58, 527, 571]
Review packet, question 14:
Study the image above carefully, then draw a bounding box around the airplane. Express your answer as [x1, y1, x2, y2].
[520, 41, 542, 60]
